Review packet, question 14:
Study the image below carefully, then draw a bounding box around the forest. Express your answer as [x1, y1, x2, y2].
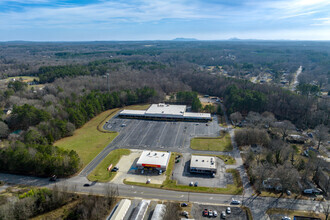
[0, 40, 329, 177]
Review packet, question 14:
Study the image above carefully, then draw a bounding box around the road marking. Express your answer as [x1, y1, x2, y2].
[157, 122, 168, 147]
[173, 122, 182, 147]
[138, 122, 152, 145]
[121, 120, 142, 144]
[180, 195, 184, 197]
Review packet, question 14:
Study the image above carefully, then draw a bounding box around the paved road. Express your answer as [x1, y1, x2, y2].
[0, 173, 327, 220]
[291, 65, 302, 91]
[1, 102, 328, 219]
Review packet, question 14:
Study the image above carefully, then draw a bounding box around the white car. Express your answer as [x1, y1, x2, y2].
[213, 210, 218, 217]
[231, 199, 241, 205]
[282, 217, 291, 220]
[226, 207, 231, 214]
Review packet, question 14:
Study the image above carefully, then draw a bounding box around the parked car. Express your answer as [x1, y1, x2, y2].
[231, 199, 241, 205]
[181, 211, 188, 217]
[221, 211, 226, 219]
[112, 167, 119, 172]
[181, 203, 188, 207]
[213, 210, 218, 217]
[189, 182, 194, 186]
[226, 207, 231, 214]
[83, 183, 90, 187]
[194, 182, 198, 187]
[146, 179, 151, 184]
[286, 190, 291, 196]
[282, 216, 291, 220]
[303, 188, 321, 195]
[49, 175, 57, 182]
[208, 210, 213, 217]
[202, 209, 208, 217]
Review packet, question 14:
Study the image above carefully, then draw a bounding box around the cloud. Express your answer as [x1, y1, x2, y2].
[0, 0, 227, 28]
[312, 17, 330, 26]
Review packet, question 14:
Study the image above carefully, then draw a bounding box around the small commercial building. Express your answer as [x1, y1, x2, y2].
[119, 103, 211, 122]
[109, 199, 131, 220]
[136, 151, 170, 171]
[130, 200, 150, 220]
[151, 204, 166, 220]
[190, 155, 217, 175]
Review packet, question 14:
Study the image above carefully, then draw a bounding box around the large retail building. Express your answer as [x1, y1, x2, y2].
[119, 103, 211, 121]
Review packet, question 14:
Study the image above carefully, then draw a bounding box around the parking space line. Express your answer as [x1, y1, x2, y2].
[173, 122, 182, 147]
[138, 122, 153, 146]
[157, 122, 168, 147]
[121, 120, 142, 144]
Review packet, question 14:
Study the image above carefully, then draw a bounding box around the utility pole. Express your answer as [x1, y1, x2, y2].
[106, 73, 110, 93]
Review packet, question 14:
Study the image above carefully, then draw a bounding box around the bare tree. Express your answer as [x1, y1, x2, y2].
[230, 112, 242, 126]
[324, 203, 330, 220]
[314, 124, 329, 150]
[274, 120, 295, 140]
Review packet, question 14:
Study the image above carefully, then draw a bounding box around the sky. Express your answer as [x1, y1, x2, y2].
[0, 0, 329, 41]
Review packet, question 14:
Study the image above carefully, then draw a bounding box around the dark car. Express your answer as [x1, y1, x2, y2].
[83, 183, 90, 187]
[112, 167, 119, 172]
[181, 203, 188, 207]
[194, 182, 198, 187]
[49, 175, 57, 182]
[202, 209, 208, 217]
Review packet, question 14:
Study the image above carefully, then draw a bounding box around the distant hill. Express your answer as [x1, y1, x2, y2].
[172, 38, 198, 41]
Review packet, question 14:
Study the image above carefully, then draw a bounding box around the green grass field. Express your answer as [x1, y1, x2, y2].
[6, 76, 39, 83]
[53, 104, 149, 169]
[87, 149, 131, 182]
[190, 132, 232, 151]
[54, 109, 119, 167]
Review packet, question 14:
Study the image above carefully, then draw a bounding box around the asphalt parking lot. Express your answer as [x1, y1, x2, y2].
[104, 115, 221, 151]
[191, 203, 248, 220]
[172, 153, 233, 188]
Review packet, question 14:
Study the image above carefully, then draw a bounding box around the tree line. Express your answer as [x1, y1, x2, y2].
[0, 87, 157, 177]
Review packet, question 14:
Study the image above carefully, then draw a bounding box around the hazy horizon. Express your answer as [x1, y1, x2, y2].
[0, 0, 330, 41]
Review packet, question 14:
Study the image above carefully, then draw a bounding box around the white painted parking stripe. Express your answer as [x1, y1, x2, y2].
[173, 122, 182, 147]
[157, 122, 168, 147]
[138, 122, 152, 146]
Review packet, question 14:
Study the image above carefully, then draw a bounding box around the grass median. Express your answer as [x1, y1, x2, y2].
[124, 153, 243, 194]
[190, 131, 232, 151]
[88, 149, 131, 182]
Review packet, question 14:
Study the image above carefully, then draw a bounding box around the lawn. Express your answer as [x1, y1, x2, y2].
[54, 109, 119, 167]
[124, 153, 243, 194]
[87, 149, 131, 182]
[190, 132, 232, 151]
[54, 104, 148, 168]
[192, 153, 236, 165]
[266, 208, 326, 219]
[6, 76, 39, 83]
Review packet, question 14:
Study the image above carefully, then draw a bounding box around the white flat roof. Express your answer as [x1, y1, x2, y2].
[184, 112, 211, 119]
[136, 150, 170, 168]
[120, 110, 146, 116]
[190, 155, 216, 170]
[119, 103, 211, 120]
[145, 103, 186, 116]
